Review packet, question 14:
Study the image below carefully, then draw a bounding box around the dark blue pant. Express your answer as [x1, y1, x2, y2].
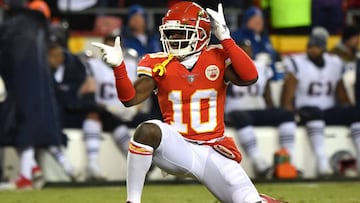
[298, 106, 360, 125]
[225, 108, 295, 129]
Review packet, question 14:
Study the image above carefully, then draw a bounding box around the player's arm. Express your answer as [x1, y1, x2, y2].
[263, 81, 274, 108]
[207, 4, 258, 86]
[336, 79, 351, 105]
[123, 75, 156, 107]
[224, 65, 258, 86]
[281, 73, 297, 111]
[91, 37, 155, 107]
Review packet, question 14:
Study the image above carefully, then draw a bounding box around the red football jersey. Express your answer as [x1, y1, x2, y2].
[137, 46, 231, 142]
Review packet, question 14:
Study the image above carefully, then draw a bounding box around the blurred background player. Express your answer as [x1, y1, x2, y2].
[330, 25, 360, 105]
[48, 41, 95, 181]
[120, 4, 161, 58]
[330, 25, 360, 171]
[0, 0, 63, 189]
[232, 6, 282, 80]
[330, 25, 360, 64]
[93, 2, 285, 202]
[282, 26, 360, 177]
[225, 39, 297, 178]
[81, 35, 156, 180]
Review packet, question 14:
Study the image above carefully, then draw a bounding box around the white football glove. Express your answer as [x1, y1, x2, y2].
[206, 3, 231, 41]
[91, 36, 124, 67]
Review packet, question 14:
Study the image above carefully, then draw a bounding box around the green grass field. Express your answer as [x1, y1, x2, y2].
[1, 182, 360, 203]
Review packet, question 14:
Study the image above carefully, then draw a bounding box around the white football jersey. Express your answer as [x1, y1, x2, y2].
[342, 61, 356, 105]
[284, 53, 344, 110]
[87, 57, 138, 120]
[225, 61, 273, 112]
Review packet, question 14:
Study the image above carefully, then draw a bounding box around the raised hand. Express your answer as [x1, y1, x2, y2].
[206, 3, 231, 41]
[91, 36, 124, 67]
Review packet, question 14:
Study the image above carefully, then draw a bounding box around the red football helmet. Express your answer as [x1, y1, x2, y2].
[159, 1, 211, 58]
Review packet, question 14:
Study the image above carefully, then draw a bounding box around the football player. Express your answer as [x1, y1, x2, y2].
[48, 41, 94, 181]
[282, 27, 360, 177]
[225, 40, 297, 178]
[93, 2, 285, 203]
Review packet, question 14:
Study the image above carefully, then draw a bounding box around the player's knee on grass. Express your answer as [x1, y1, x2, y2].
[133, 122, 162, 149]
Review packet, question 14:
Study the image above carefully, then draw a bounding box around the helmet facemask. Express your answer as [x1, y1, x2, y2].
[159, 20, 209, 58]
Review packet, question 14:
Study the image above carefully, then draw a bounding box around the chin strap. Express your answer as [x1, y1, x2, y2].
[153, 54, 174, 76]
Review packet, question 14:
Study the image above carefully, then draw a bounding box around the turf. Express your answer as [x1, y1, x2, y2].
[1, 182, 360, 203]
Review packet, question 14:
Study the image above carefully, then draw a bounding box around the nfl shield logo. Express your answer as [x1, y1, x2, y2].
[187, 74, 196, 83]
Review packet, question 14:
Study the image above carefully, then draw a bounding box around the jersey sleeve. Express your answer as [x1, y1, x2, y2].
[137, 54, 154, 77]
[283, 55, 298, 76]
[137, 52, 169, 78]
